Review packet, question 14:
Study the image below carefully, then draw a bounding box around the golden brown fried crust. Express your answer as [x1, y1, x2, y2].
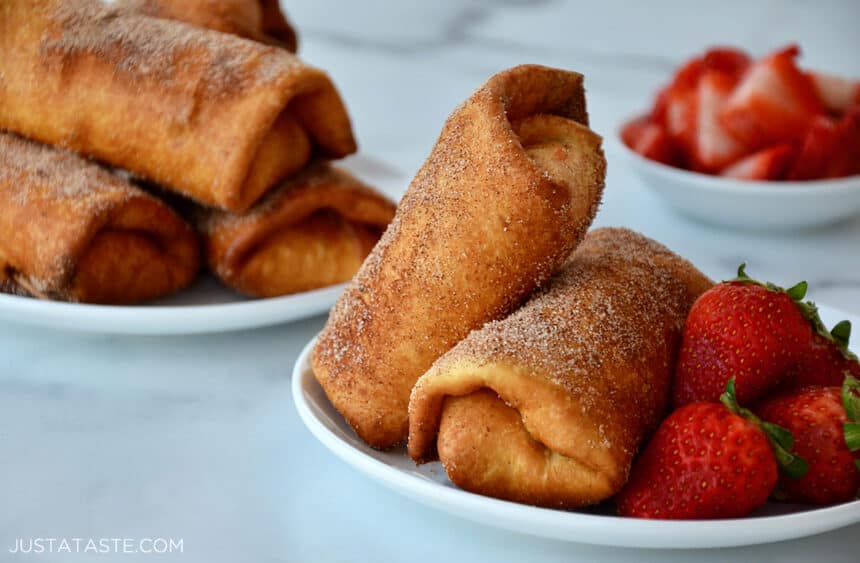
[312, 65, 606, 449]
[117, 0, 298, 52]
[0, 0, 353, 212]
[195, 162, 395, 297]
[0, 133, 199, 304]
[438, 389, 617, 508]
[407, 228, 713, 508]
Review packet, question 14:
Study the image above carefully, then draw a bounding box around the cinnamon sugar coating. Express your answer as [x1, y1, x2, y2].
[0, 0, 354, 211]
[0, 133, 199, 303]
[407, 228, 713, 508]
[116, 0, 298, 51]
[195, 162, 396, 297]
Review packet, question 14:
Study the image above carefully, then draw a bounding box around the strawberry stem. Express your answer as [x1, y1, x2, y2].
[843, 375, 860, 452]
[830, 321, 858, 363]
[831, 320, 852, 348]
[846, 423, 860, 452]
[731, 263, 858, 362]
[785, 281, 809, 301]
[721, 378, 809, 479]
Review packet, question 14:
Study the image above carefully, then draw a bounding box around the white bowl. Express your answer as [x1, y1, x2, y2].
[615, 127, 860, 230]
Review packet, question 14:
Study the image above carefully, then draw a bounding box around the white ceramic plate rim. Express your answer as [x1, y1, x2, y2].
[614, 116, 860, 196]
[292, 304, 860, 548]
[0, 282, 345, 335]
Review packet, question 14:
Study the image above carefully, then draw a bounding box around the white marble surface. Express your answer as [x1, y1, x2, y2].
[2, 1, 860, 562]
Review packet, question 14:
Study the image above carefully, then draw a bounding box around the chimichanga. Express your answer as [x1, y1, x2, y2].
[0, 133, 199, 304]
[116, 0, 298, 51]
[194, 162, 396, 297]
[408, 228, 713, 508]
[0, 0, 354, 212]
[313, 65, 606, 449]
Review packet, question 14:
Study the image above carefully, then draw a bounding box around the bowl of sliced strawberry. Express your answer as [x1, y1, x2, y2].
[619, 45, 860, 230]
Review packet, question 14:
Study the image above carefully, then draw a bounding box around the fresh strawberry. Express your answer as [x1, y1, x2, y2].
[757, 376, 860, 504]
[617, 380, 804, 519]
[788, 107, 860, 180]
[807, 70, 860, 114]
[791, 320, 860, 389]
[621, 116, 684, 166]
[720, 143, 795, 180]
[673, 264, 814, 407]
[721, 45, 823, 147]
[690, 70, 750, 172]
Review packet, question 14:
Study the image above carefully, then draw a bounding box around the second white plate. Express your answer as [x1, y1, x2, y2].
[0, 277, 346, 335]
[292, 304, 860, 549]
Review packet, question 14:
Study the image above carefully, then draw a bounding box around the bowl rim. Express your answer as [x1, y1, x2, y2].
[615, 115, 860, 196]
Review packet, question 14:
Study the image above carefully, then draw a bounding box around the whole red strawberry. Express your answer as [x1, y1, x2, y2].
[791, 320, 860, 389]
[757, 376, 860, 504]
[617, 380, 805, 519]
[674, 264, 814, 407]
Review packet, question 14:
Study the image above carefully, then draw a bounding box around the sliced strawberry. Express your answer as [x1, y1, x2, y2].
[650, 86, 670, 124]
[788, 116, 838, 179]
[808, 71, 860, 114]
[664, 88, 696, 156]
[702, 47, 752, 79]
[621, 116, 683, 166]
[661, 58, 703, 156]
[691, 70, 750, 172]
[789, 107, 860, 180]
[674, 57, 705, 90]
[721, 45, 823, 147]
[720, 144, 795, 180]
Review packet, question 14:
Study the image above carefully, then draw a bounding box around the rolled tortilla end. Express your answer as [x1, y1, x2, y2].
[0, 133, 200, 304]
[195, 162, 395, 297]
[408, 228, 713, 507]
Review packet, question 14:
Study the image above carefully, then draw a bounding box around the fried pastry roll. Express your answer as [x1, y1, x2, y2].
[116, 0, 298, 51]
[195, 162, 396, 297]
[0, 133, 199, 304]
[0, 0, 354, 212]
[407, 228, 713, 508]
[312, 64, 606, 449]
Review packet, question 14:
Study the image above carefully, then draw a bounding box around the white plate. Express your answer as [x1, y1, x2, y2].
[614, 126, 860, 231]
[0, 277, 346, 335]
[293, 304, 860, 548]
[0, 154, 407, 335]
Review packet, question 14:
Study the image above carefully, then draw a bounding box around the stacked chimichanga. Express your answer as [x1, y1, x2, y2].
[0, 0, 389, 303]
[115, 0, 298, 51]
[195, 162, 396, 297]
[0, 133, 199, 304]
[0, 0, 355, 213]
